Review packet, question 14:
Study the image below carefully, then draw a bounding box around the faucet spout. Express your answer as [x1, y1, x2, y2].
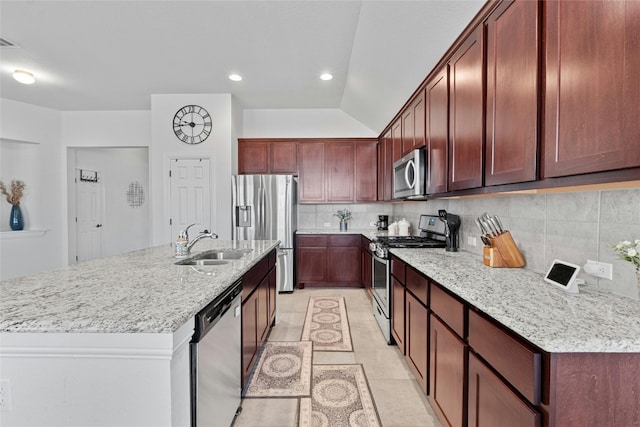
[186, 229, 219, 253]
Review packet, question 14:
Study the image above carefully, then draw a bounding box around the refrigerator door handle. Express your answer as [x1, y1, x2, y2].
[276, 249, 293, 293]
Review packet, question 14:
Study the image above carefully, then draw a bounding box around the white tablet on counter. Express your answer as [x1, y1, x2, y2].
[544, 259, 582, 294]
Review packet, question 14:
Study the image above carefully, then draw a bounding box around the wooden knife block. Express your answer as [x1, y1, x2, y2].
[483, 231, 526, 268]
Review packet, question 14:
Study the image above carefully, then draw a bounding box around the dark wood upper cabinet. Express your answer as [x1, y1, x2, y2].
[238, 139, 297, 175]
[326, 142, 355, 202]
[485, 0, 539, 186]
[426, 66, 449, 194]
[384, 131, 394, 201]
[298, 138, 377, 203]
[402, 90, 427, 157]
[298, 142, 326, 202]
[377, 138, 385, 201]
[377, 130, 394, 202]
[269, 141, 298, 174]
[354, 141, 377, 202]
[448, 25, 485, 191]
[544, 0, 640, 178]
[238, 140, 269, 174]
[413, 91, 426, 152]
[402, 108, 414, 156]
[391, 118, 403, 164]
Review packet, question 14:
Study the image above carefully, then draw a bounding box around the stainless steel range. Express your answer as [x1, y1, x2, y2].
[370, 215, 447, 344]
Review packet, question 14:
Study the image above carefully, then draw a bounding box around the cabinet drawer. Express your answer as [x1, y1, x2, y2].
[430, 283, 465, 338]
[328, 234, 360, 247]
[468, 310, 541, 405]
[391, 256, 405, 283]
[406, 266, 428, 305]
[297, 235, 327, 247]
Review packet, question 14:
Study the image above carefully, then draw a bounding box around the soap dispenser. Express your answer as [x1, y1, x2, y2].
[175, 231, 188, 258]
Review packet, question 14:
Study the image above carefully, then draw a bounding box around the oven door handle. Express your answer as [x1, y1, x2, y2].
[372, 254, 389, 265]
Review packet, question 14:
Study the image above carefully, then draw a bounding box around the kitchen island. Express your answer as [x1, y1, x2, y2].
[0, 239, 279, 427]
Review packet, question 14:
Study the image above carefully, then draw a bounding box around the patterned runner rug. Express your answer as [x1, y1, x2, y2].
[245, 341, 313, 397]
[301, 296, 353, 352]
[299, 364, 381, 427]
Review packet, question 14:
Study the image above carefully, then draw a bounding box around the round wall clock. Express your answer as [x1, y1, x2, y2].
[173, 105, 212, 144]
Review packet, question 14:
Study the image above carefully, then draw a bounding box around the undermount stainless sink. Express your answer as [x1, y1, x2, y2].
[175, 249, 250, 266]
[194, 250, 246, 260]
[176, 259, 231, 266]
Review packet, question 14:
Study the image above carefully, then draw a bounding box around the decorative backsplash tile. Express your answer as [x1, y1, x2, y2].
[298, 186, 640, 300]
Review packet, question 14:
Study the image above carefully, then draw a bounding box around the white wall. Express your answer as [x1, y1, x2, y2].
[242, 108, 376, 138]
[61, 110, 150, 147]
[150, 94, 234, 245]
[72, 148, 150, 258]
[0, 99, 65, 280]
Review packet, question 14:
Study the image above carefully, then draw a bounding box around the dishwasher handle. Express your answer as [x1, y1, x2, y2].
[192, 280, 242, 342]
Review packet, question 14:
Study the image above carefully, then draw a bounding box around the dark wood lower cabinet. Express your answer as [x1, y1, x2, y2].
[468, 352, 541, 427]
[391, 277, 405, 351]
[327, 246, 361, 283]
[241, 250, 276, 388]
[241, 290, 258, 386]
[429, 314, 467, 427]
[361, 240, 373, 296]
[405, 291, 428, 394]
[296, 234, 362, 288]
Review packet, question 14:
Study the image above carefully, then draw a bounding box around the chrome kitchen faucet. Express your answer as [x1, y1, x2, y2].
[185, 224, 219, 253]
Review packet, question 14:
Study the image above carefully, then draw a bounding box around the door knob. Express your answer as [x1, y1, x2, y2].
[96, 224, 102, 228]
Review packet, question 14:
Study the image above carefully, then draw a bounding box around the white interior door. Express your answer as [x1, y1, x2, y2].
[75, 169, 104, 263]
[170, 158, 211, 240]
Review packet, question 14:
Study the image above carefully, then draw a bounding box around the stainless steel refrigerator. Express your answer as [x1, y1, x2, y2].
[232, 175, 297, 292]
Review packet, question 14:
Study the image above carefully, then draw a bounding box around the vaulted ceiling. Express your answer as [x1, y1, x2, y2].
[0, 1, 484, 133]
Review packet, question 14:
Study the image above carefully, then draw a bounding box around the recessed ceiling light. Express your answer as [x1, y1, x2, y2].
[320, 73, 333, 81]
[13, 69, 35, 85]
[229, 74, 242, 82]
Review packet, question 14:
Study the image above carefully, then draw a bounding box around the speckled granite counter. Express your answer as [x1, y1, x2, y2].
[0, 239, 279, 334]
[297, 228, 382, 238]
[391, 248, 640, 353]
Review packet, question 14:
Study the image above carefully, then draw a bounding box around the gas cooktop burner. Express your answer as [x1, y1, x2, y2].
[371, 235, 446, 258]
[375, 236, 445, 247]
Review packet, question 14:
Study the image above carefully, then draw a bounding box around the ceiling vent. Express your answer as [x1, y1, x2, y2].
[0, 37, 20, 48]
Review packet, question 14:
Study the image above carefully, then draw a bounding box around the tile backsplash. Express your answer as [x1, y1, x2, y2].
[298, 186, 640, 300]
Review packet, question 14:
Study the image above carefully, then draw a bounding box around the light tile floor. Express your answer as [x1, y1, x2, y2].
[233, 288, 443, 427]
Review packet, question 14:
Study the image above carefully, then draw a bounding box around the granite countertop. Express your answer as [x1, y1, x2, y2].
[391, 248, 640, 353]
[297, 229, 382, 240]
[0, 240, 279, 334]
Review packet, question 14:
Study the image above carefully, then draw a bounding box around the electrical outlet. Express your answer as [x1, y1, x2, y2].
[323, 222, 331, 228]
[0, 379, 12, 411]
[369, 222, 377, 227]
[584, 259, 613, 280]
[467, 236, 477, 247]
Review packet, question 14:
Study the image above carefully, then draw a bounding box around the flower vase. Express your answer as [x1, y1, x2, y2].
[340, 220, 348, 231]
[10, 204, 24, 231]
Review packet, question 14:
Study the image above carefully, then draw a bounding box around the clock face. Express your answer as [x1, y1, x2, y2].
[173, 105, 212, 144]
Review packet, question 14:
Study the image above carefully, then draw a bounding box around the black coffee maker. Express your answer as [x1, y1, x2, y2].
[377, 215, 389, 231]
[438, 210, 461, 252]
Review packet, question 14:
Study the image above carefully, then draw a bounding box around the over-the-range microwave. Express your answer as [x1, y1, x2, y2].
[393, 148, 426, 199]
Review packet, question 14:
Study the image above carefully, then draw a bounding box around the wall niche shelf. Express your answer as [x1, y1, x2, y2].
[0, 229, 49, 239]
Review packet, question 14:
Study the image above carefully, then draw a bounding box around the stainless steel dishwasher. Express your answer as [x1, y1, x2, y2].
[191, 280, 242, 427]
